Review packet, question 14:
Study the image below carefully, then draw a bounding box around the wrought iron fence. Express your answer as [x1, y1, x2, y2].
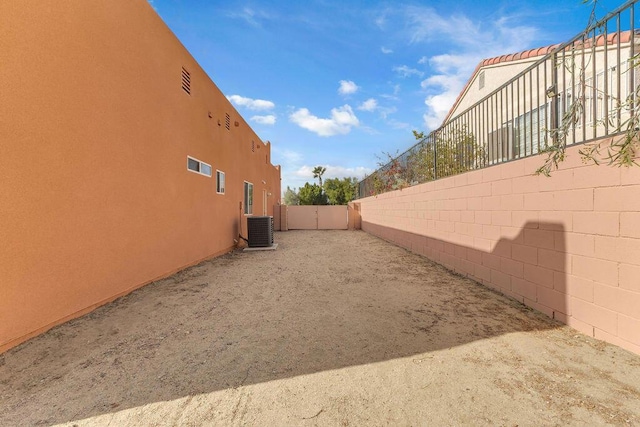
[358, 0, 640, 198]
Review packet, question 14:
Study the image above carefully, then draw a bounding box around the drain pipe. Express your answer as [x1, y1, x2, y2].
[237, 201, 249, 245]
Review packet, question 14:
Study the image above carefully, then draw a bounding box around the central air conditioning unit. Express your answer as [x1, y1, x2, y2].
[247, 216, 274, 247]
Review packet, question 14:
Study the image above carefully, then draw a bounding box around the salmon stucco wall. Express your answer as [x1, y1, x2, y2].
[0, 0, 281, 353]
[357, 140, 640, 355]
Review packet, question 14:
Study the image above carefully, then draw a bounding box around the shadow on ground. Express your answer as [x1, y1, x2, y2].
[0, 230, 561, 425]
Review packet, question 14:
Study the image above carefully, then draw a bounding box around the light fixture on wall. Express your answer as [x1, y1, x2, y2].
[546, 85, 557, 98]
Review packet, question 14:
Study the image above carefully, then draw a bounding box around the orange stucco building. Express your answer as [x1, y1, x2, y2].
[0, 0, 281, 353]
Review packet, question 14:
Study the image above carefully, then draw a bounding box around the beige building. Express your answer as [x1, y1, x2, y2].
[446, 31, 639, 164]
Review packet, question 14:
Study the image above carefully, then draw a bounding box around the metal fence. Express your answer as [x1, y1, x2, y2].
[358, 0, 640, 198]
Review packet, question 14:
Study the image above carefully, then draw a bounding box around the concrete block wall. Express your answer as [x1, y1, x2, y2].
[357, 141, 640, 355]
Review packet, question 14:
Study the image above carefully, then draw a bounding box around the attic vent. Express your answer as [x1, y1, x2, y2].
[479, 70, 485, 90]
[252, 141, 255, 152]
[225, 113, 231, 130]
[181, 67, 191, 94]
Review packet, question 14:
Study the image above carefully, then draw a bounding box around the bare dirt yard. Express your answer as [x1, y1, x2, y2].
[1, 230, 640, 426]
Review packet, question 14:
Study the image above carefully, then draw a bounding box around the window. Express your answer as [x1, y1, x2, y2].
[479, 71, 485, 90]
[583, 76, 595, 127]
[216, 170, 225, 194]
[513, 104, 547, 157]
[487, 125, 513, 165]
[181, 67, 191, 95]
[187, 156, 212, 177]
[244, 181, 253, 215]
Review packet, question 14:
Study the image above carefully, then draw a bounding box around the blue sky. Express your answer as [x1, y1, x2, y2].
[149, 0, 624, 192]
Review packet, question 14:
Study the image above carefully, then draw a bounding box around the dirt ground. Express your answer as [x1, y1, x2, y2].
[1, 230, 639, 426]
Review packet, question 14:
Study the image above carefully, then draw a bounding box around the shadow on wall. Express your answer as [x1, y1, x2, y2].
[363, 220, 569, 329]
[496, 222, 568, 323]
[0, 225, 564, 425]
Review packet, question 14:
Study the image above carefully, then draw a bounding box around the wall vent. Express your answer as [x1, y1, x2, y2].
[181, 67, 191, 94]
[225, 113, 231, 130]
[247, 216, 273, 247]
[252, 141, 255, 152]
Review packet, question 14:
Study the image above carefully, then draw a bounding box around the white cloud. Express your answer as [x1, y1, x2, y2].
[422, 94, 460, 130]
[420, 73, 463, 90]
[378, 105, 397, 120]
[338, 80, 359, 95]
[405, 6, 489, 48]
[289, 105, 359, 137]
[380, 84, 401, 102]
[397, 6, 539, 130]
[272, 148, 305, 193]
[386, 119, 411, 130]
[375, 15, 387, 29]
[281, 150, 303, 164]
[228, 7, 273, 27]
[428, 54, 476, 74]
[381, 46, 393, 54]
[272, 147, 303, 164]
[251, 115, 276, 125]
[406, 7, 537, 54]
[358, 98, 378, 112]
[393, 65, 424, 78]
[227, 95, 275, 111]
[419, 61, 471, 130]
[294, 165, 373, 180]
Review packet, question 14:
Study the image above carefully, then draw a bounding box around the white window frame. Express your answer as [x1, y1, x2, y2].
[216, 170, 226, 194]
[187, 156, 212, 177]
[244, 181, 253, 215]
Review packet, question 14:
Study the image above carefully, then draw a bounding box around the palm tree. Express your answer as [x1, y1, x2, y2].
[312, 166, 326, 187]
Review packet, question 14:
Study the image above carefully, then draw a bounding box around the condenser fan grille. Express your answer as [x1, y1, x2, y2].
[247, 216, 274, 247]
